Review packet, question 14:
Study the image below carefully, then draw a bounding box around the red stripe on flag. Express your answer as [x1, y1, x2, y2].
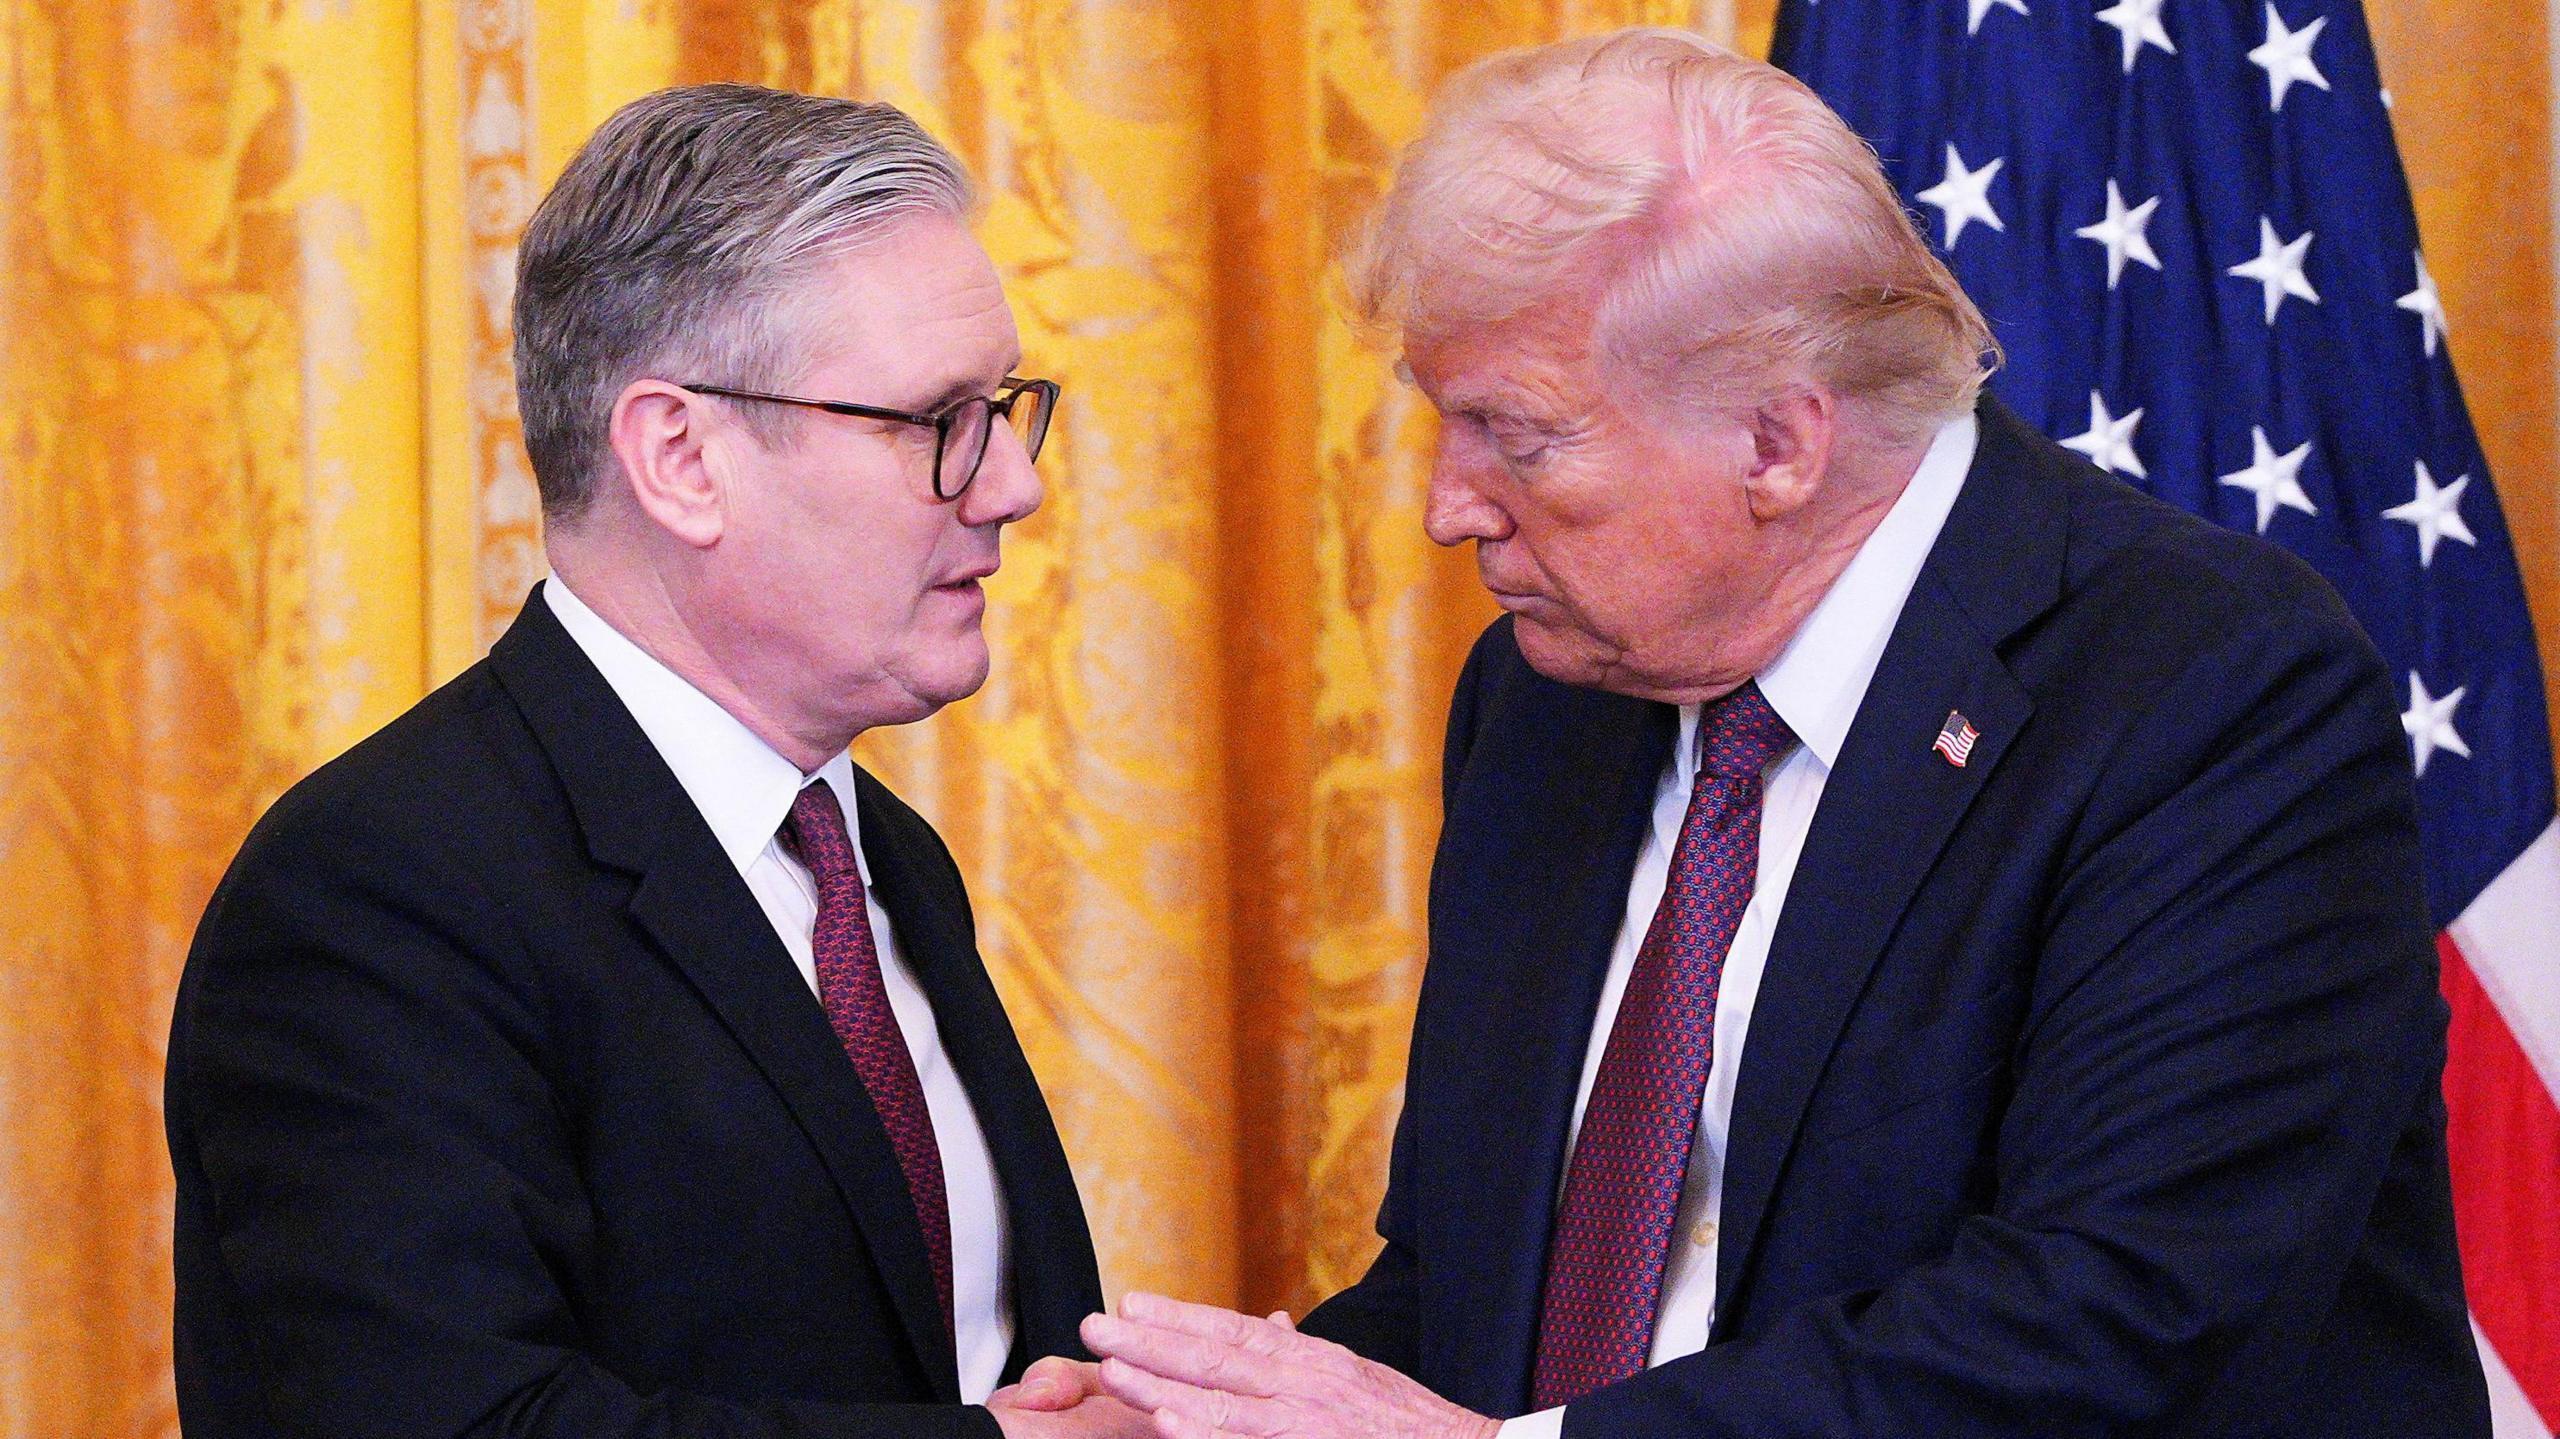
[2440, 931, 2560, 1430]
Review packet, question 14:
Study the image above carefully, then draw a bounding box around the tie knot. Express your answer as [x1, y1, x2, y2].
[782, 781, 861, 887]
[1697, 682, 1795, 786]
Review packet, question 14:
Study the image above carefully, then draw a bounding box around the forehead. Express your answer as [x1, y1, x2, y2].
[789, 212, 1020, 400]
[1404, 304, 1604, 411]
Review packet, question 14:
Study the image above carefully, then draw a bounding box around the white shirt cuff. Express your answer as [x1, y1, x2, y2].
[1498, 1407, 1567, 1439]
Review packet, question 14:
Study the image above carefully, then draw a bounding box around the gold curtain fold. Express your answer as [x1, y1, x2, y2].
[1, 1, 426, 1432]
[0, 1, 2549, 1434]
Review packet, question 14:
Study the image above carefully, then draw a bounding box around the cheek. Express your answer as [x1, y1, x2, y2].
[738, 490, 950, 640]
[1543, 514, 1732, 649]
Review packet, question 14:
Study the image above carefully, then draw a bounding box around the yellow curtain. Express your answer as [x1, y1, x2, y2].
[0, 1, 2547, 1433]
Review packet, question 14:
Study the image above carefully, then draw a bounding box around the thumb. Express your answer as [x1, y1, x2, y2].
[1012, 1356, 1097, 1410]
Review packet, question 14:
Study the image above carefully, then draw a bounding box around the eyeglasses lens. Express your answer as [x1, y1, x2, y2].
[938, 400, 994, 500]
[936, 383, 1057, 500]
[1007, 383, 1055, 462]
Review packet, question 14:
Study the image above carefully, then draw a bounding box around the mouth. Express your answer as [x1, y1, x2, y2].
[933, 564, 998, 594]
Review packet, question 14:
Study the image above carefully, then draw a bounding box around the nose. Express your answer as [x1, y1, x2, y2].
[956, 416, 1045, 529]
[1423, 432, 1512, 548]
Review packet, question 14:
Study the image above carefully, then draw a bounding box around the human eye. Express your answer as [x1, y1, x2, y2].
[1483, 416, 1554, 468]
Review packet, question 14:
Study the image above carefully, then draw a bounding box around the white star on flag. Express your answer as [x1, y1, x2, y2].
[2062, 391, 2147, 477]
[2095, 0, 2176, 74]
[2247, 4, 2330, 110]
[2218, 425, 2318, 533]
[1917, 144, 2006, 248]
[2382, 459, 2478, 567]
[1968, 0, 2029, 34]
[2228, 217, 2320, 323]
[2075, 180, 2163, 288]
[2397, 252, 2448, 357]
[2401, 671, 2471, 777]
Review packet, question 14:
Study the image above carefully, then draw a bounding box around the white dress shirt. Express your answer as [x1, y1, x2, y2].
[1500, 413, 1977, 1437]
[544, 577, 1016, 1404]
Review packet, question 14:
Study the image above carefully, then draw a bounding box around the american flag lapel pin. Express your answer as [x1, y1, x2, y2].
[1932, 710, 1980, 767]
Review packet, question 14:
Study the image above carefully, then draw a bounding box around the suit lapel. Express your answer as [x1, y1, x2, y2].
[853, 770, 1103, 1373]
[487, 596, 963, 1399]
[1711, 398, 2069, 1331]
[1710, 569, 2029, 1326]
[621, 860, 964, 1395]
[1428, 656, 1674, 1416]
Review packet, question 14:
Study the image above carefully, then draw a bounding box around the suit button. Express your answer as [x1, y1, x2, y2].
[1689, 1219, 1718, 1249]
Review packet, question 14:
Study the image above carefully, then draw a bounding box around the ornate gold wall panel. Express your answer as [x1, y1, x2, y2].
[424, 0, 549, 669]
[0, 1, 425, 1434]
[0, 1, 2549, 1433]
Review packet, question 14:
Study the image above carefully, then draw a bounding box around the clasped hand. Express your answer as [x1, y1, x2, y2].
[995, 1292, 1497, 1439]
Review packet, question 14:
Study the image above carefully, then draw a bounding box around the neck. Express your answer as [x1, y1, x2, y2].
[1652, 428, 1934, 705]
[549, 531, 852, 774]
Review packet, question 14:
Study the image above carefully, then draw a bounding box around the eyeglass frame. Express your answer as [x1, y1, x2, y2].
[675, 374, 1060, 501]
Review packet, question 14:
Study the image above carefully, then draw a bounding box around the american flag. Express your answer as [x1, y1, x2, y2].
[1934, 710, 1981, 766]
[1772, 3, 2559, 1433]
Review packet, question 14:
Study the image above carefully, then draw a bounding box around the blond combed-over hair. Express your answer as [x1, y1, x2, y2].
[1348, 29, 1996, 445]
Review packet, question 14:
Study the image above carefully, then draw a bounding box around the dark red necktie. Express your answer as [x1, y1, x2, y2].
[783, 780, 954, 1337]
[1530, 682, 1796, 1409]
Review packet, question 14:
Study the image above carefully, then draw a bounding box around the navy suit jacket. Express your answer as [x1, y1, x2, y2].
[1301, 398, 2489, 1436]
[167, 594, 1101, 1438]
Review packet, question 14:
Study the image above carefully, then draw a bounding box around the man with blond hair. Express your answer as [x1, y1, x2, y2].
[1072, 29, 2487, 1439]
[168, 85, 1143, 1439]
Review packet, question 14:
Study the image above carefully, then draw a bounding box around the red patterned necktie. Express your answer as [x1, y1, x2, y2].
[783, 780, 955, 1337]
[1530, 682, 1796, 1409]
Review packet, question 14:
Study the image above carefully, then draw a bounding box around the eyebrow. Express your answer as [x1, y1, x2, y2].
[907, 357, 1024, 415]
[1443, 390, 1553, 424]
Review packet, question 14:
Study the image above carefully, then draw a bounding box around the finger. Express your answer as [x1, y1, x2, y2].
[1024, 1355, 1096, 1387]
[1085, 1316, 1287, 1398]
[1009, 1375, 1079, 1410]
[1096, 1354, 1177, 1413]
[1017, 1356, 1098, 1408]
[1085, 1305, 1300, 1392]
[1120, 1293, 1294, 1354]
[1103, 1359, 1280, 1438]
[1152, 1407, 1227, 1439]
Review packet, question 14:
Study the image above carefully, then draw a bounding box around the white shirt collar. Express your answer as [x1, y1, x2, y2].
[543, 576, 867, 881]
[1748, 410, 1978, 770]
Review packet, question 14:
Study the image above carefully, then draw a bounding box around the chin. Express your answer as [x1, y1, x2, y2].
[1510, 617, 1614, 691]
[840, 635, 993, 734]
[907, 641, 995, 715]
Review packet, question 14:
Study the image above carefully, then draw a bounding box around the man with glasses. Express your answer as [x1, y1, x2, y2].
[167, 85, 1141, 1439]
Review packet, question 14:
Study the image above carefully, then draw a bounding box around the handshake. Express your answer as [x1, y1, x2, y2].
[986, 1294, 1500, 1439]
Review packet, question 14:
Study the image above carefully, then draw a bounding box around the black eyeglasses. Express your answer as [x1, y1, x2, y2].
[680, 375, 1060, 500]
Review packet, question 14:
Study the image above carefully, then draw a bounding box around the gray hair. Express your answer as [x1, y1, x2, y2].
[513, 84, 975, 521]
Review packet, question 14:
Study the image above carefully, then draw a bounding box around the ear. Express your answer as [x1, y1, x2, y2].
[1739, 387, 1836, 523]
[607, 379, 727, 549]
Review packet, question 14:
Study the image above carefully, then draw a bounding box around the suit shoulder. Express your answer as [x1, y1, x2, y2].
[2048, 467, 2378, 672]
[180, 659, 558, 1057]
[851, 764, 941, 847]
[1453, 613, 1540, 702]
[227, 658, 538, 885]
[851, 764, 969, 898]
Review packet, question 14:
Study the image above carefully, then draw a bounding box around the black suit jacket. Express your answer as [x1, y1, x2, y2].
[167, 594, 1101, 1439]
[1302, 398, 2489, 1436]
